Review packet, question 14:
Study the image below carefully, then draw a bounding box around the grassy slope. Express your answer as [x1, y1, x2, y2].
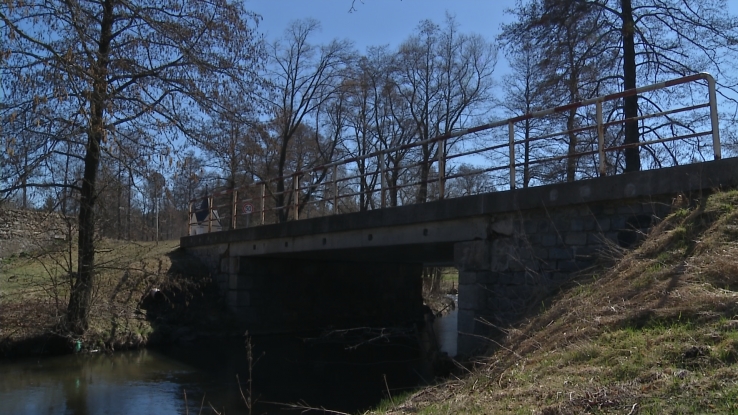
[0, 238, 223, 355]
[373, 191, 738, 415]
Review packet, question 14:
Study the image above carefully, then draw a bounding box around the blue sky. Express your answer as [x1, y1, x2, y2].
[245, 0, 738, 79]
[246, 0, 518, 52]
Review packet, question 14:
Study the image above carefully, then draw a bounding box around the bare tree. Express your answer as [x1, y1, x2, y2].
[393, 15, 497, 203]
[514, 0, 738, 173]
[263, 19, 353, 222]
[0, 0, 264, 334]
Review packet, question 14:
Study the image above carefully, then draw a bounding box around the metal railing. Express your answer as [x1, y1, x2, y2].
[188, 73, 720, 235]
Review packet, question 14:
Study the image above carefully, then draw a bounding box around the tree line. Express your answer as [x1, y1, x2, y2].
[2, 0, 737, 333]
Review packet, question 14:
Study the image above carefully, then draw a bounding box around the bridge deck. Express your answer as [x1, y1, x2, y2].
[181, 158, 738, 263]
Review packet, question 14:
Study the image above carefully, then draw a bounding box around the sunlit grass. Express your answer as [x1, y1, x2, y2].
[366, 190, 738, 414]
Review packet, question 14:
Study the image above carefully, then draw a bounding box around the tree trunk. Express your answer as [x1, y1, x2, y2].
[67, 0, 113, 334]
[621, 0, 640, 172]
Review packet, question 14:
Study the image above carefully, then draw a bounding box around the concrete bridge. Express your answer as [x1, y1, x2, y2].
[182, 158, 738, 356]
[181, 74, 733, 356]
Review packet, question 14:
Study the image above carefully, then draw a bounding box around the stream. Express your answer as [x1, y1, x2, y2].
[0, 311, 458, 414]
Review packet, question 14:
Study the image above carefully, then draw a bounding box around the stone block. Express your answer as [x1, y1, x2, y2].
[533, 247, 549, 260]
[582, 217, 597, 231]
[541, 234, 559, 247]
[565, 232, 588, 246]
[611, 216, 627, 229]
[549, 247, 572, 259]
[454, 241, 491, 271]
[474, 271, 501, 285]
[458, 270, 477, 285]
[458, 283, 486, 310]
[457, 309, 476, 333]
[553, 218, 570, 232]
[490, 218, 514, 236]
[524, 220, 537, 234]
[492, 272, 515, 286]
[618, 204, 641, 214]
[587, 232, 607, 245]
[557, 260, 581, 272]
[526, 233, 541, 245]
[570, 219, 584, 232]
[596, 218, 611, 232]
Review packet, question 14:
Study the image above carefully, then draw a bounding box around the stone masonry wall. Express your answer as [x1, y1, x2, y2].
[0, 209, 73, 259]
[455, 198, 674, 356]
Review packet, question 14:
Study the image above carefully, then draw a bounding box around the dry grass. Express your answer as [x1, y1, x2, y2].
[0, 238, 216, 354]
[370, 190, 738, 414]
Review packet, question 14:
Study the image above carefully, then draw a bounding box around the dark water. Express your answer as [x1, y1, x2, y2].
[0, 330, 445, 414]
[433, 295, 458, 357]
[0, 313, 458, 415]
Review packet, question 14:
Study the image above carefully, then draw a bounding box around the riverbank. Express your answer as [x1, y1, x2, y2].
[0, 239, 240, 358]
[370, 191, 738, 414]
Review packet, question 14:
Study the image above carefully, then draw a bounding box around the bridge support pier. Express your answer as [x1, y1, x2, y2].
[455, 238, 543, 357]
[454, 199, 673, 356]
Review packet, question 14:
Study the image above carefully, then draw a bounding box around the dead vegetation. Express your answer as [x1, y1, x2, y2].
[371, 190, 738, 414]
[0, 238, 223, 356]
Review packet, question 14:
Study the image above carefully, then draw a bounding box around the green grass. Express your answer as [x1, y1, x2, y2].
[366, 190, 738, 414]
[1, 238, 190, 352]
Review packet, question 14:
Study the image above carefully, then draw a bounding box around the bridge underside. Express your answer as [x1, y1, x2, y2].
[183, 158, 738, 356]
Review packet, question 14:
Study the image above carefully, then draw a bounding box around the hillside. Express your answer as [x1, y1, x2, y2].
[0, 239, 233, 356]
[374, 190, 738, 414]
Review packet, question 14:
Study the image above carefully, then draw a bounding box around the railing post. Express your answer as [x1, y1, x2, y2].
[438, 141, 446, 200]
[508, 121, 516, 190]
[293, 174, 299, 221]
[231, 190, 238, 230]
[706, 74, 721, 160]
[379, 152, 386, 209]
[597, 100, 606, 176]
[188, 201, 192, 236]
[260, 182, 265, 225]
[207, 196, 213, 233]
[332, 165, 338, 214]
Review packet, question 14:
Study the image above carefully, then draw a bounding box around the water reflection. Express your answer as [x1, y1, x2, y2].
[0, 351, 188, 415]
[0, 333, 428, 415]
[433, 294, 458, 357]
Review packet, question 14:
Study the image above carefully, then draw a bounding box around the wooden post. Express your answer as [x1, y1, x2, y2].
[379, 153, 386, 208]
[332, 165, 338, 214]
[438, 142, 446, 200]
[207, 196, 213, 233]
[508, 121, 515, 189]
[260, 183, 265, 225]
[187, 201, 192, 235]
[597, 101, 606, 176]
[293, 174, 299, 220]
[232, 190, 238, 230]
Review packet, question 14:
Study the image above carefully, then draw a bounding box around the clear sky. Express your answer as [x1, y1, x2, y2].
[245, 0, 738, 79]
[245, 0, 518, 52]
